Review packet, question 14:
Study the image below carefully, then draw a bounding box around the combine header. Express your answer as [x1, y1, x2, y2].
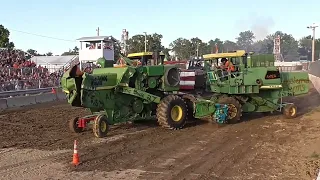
[61, 38, 311, 138]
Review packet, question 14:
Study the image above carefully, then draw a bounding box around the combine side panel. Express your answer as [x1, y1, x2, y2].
[281, 71, 310, 96]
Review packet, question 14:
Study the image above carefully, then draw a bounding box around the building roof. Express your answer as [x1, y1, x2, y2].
[76, 36, 117, 42]
[30, 55, 78, 65]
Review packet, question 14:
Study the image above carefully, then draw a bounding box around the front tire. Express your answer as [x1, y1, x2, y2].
[93, 115, 109, 138]
[156, 95, 188, 129]
[282, 104, 297, 119]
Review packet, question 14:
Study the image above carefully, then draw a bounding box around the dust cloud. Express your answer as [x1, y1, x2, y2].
[250, 16, 275, 40]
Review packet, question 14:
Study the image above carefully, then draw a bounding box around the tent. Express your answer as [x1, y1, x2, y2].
[30, 55, 78, 73]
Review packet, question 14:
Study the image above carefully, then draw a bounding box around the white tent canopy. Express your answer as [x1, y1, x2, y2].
[30, 55, 78, 72]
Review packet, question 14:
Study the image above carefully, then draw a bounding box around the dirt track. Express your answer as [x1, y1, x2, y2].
[0, 88, 320, 180]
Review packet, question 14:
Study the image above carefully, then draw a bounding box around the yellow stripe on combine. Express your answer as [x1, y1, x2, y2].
[203, 50, 246, 59]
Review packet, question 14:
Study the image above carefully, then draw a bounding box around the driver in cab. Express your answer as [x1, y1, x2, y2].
[220, 58, 235, 77]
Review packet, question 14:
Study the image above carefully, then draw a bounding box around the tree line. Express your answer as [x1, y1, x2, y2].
[126, 31, 319, 62]
[1, 24, 319, 62]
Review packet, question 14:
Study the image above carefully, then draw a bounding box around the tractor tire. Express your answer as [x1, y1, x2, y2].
[282, 104, 297, 119]
[156, 95, 188, 130]
[182, 94, 197, 121]
[93, 115, 109, 138]
[69, 117, 84, 133]
[218, 96, 242, 124]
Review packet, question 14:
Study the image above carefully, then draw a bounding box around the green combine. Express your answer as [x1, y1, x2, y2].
[61, 50, 310, 138]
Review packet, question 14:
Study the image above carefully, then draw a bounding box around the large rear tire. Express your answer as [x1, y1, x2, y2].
[156, 95, 188, 129]
[218, 96, 242, 124]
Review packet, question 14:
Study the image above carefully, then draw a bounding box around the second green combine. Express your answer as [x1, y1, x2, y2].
[61, 50, 310, 138]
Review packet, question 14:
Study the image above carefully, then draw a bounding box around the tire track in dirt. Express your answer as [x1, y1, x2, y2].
[141, 127, 232, 179]
[69, 124, 220, 172]
[163, 124, 258, 180]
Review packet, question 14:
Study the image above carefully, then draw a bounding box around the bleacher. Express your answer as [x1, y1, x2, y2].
[0, 48, 61, 91]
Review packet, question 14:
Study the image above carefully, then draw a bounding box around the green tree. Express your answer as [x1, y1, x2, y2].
[113, 40, 121, 61]
[127, 33, 164, 54]
[236, 30, 255, 51]
[162, 47, 171, 60]
[252, 39, 273, 54]
[61, 46, 79, 56]
[46, 52, 53, 56]
[0, 25, 15, 49]
[299, 36, 320, 60]
[73, 46, 79, 53]
[169, 38, 192, 60]
[223, 40, 238, 52]
[190, 37, 207, 56]
[206, 38, 223, 53]
[27, 49, 40, 56]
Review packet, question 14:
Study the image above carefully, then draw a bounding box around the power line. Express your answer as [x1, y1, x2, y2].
[8, 28, 76, 42]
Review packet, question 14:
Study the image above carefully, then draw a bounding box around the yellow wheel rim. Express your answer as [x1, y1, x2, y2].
[171, 105, 183, 122]
[227, 104, 237, 119]
[100, 121, 107, 132]
[290, 107, 296, 116]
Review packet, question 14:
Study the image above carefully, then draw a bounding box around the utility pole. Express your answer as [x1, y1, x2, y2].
[96, 27, 100, 36]
[143, 32, 147, 52]
[307, 23, 318, 62]
[196, 43, 200, 57]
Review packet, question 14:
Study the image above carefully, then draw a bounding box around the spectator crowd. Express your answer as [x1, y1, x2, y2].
[0, 48, 62, 91]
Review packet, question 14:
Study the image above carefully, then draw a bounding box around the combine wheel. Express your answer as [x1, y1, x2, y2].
[69, 117, 84, 133]
[218, 97, 242, 124]
[282, 104, 297, 119]
[156, 95, 188, 129]
[93, 115, 109, 138]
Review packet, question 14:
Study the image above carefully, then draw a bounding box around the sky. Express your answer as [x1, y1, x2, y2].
[0, 0, 319, 55]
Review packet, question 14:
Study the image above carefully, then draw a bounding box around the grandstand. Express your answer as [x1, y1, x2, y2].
[0, 48, 63, 91]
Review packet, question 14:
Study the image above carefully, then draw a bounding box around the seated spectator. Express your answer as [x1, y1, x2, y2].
[0, 48, 62, 92]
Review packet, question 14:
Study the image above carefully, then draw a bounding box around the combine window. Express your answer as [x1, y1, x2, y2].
[265, 70, 280, 79]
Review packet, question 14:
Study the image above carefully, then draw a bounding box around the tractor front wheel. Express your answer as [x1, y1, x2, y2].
[218, 97, 242, 124]
[156, 95, 188, 130]
[93, 115, 109, 138]
[69, 117, 84, 133]
[282, 104, 297, 119]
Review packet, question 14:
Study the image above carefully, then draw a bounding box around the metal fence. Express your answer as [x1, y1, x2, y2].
[0, 67, 62, 92]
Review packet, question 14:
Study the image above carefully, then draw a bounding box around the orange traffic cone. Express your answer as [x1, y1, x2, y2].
[51, 88, 56, 94]
[72, 140, 80, 166]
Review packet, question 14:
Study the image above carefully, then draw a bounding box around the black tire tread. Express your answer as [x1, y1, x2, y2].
[156, 95, 187, 130]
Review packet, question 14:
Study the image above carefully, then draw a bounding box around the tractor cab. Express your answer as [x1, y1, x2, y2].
[187, 56, 205, 70]
[127, 52, 165, 66]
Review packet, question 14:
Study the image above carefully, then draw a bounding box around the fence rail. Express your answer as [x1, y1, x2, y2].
[0, 87, 60, 98]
